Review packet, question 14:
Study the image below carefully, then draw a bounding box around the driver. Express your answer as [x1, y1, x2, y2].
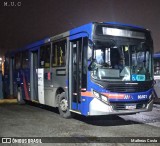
[114, 58, 124, 71]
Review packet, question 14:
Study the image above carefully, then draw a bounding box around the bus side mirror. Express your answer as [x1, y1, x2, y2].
[88, 59, 96, 71]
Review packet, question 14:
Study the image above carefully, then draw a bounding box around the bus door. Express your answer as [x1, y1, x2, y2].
[69, 37, 87, 111]
[30, 50, 38, 101]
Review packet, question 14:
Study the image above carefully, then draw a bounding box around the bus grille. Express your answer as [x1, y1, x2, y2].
[111, 102, 147, 110]
[106, 83, 152, 93]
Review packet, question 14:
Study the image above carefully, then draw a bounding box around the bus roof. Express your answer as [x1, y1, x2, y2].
[7, 22, 149, 55]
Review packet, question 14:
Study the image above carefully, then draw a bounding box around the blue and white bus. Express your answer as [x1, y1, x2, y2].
[153, 52, 160, 98]
[4, 22, 154, 118]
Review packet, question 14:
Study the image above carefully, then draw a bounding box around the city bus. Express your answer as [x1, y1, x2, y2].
[4, 22, 154, 118]
[153, 52, 160, 98]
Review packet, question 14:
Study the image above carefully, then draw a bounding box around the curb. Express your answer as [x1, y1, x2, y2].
[0, 99, 17, 104]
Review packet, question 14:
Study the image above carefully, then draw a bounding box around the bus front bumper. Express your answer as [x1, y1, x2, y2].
[88, 98, 153, 116]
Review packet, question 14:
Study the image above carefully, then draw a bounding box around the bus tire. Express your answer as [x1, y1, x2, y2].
[58, 92, 72, 118]
[17, 87, 25, 104]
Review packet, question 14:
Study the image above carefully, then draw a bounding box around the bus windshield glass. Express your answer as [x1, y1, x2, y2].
[91, 40, 152, 81]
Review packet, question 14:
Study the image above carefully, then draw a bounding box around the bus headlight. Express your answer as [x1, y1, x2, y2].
[101, 95, 108, 103]
[93, 90, 109, 104]
[93, 90, 100, 99]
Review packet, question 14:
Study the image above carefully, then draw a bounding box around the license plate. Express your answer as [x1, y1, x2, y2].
[126, 104, 136, 110]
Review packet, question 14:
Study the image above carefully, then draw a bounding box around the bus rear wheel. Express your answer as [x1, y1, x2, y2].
[58, 92, 72, 118]
[17, 87, 25, 104]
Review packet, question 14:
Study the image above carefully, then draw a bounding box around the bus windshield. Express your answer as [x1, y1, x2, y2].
[91, 40, 152, 81]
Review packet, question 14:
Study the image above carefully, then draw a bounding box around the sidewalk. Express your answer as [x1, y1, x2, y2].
[0, 99, 17, 104]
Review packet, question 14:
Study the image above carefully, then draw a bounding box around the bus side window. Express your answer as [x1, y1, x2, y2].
[5, 57, 9, 72]
[59, 40, 66, 66]
[22, 51, 29, 69]
[40, 44, 51, 68]
[15, 52, 22, 70]
[52, 43, 58, 67]
[52, 40, 66, 67]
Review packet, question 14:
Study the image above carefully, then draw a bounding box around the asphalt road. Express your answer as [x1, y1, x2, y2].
[0, 102, 160, 145]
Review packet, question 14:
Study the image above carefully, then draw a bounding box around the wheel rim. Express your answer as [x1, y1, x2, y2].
[60, 98, 68, 112]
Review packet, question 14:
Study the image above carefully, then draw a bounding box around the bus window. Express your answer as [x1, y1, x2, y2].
[22, 51, 29, 69]
[52, 40, 66, 67]
[4, 57, 9, 73]
[15, 52, 22, 69]
[40, 44, 51, 68]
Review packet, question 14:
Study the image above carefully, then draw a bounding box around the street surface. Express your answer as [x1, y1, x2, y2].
[0, 102, 160, 145]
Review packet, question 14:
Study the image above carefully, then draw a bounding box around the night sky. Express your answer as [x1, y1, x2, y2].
[0, 0, 160, 56]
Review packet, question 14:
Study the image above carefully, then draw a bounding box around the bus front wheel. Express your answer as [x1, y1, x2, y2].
[17, 87, 25, 104]
[58, 92, 72, 118]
